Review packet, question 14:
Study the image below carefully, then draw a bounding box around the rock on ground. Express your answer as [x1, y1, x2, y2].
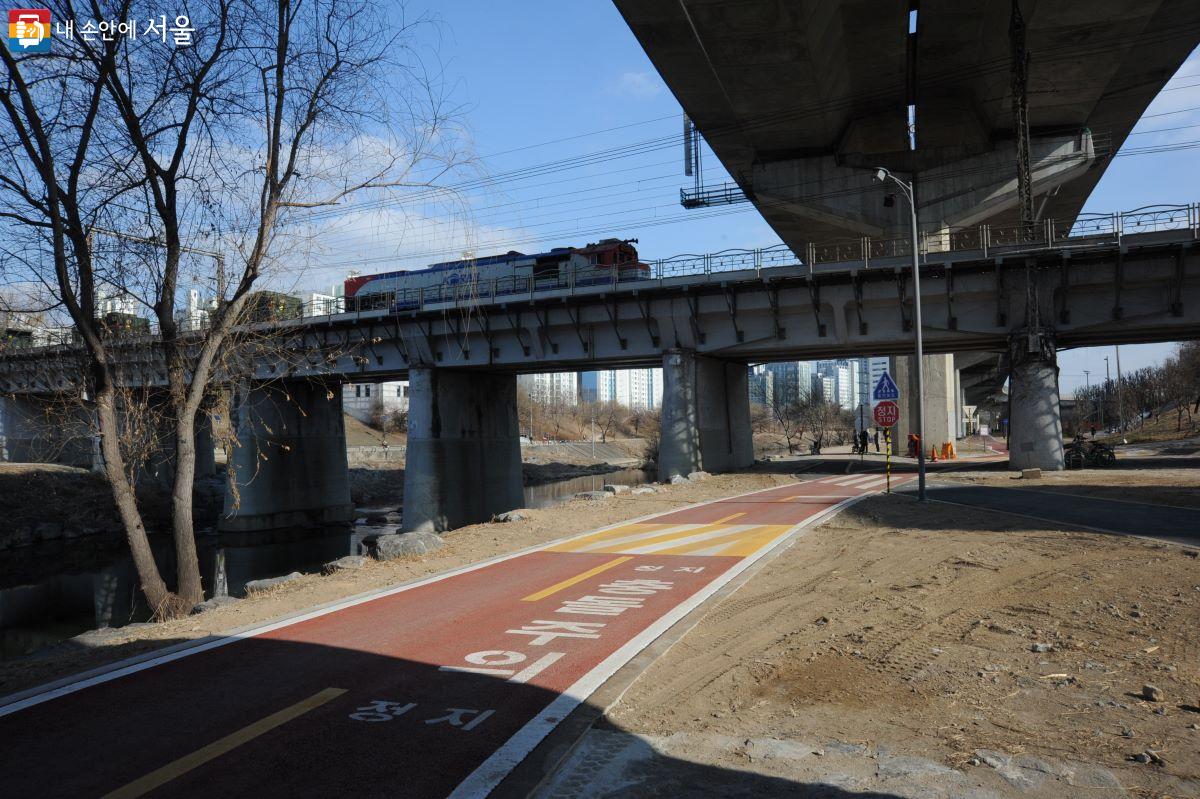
[371, 531, 444, 560]
[244, 572, 303, 593]
[631, 486, 659, 495]
[670, 475, 690, 485]
[687, 471, 711, 482]
[323, 555, 368, 574]
[574, 490, 611, 500]
[191, 595, 241, 614]
[603, 484, 630, 494]
[493, 510, 529, 522]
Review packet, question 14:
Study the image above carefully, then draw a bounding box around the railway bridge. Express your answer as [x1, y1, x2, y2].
[3, 206, 1199, 532]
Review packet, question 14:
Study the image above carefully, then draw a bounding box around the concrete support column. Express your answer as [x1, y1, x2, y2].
[0, 395, 95, 467]
[147, 407, 217, 483]
[403, 368, 524, 533]
[0, 395, 36, 462]
[194, 412, 217, 479]
[1008, 336, 1065, 471]
[659, 350, 754, 480]
[890, 354, 957, 451]
[221, 380, 352, 531]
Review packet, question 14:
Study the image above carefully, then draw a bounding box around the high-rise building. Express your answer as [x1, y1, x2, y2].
[835, 362, 856, 409]
[594, 368, 662, 409]
[518, 372, 578, 405]
[817, 375, 836, 404]
[578, 372, 599, 403]
[749, 365, 774, 406]
[764, 361, 812, 405]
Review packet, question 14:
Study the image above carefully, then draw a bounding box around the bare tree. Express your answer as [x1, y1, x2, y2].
[591, 401, 623, 443]
[768, 394, 806, 454]
[0, 0, 467, 617]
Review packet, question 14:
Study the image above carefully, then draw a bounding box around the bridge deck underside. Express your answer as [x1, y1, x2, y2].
[613, 0, 1200, 244]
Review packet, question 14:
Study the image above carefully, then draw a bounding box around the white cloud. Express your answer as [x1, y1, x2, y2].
[607, 70, 665, 100]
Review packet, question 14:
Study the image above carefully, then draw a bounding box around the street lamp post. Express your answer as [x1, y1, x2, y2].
[1104, 356, 1110, 432]
[873, 167, 926, 501]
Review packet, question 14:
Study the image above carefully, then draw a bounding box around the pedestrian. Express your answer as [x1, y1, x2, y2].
[859, 429, 868, 455]
[873, 429, 880, 452]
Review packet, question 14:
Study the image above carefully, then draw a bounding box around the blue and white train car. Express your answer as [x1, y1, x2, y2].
[344, 239, 647, 311]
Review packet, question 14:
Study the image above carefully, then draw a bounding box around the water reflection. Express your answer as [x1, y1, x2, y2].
[0, 526, 374, 660]
[1, 468, 655, 659]
[522, 468, 654, 509]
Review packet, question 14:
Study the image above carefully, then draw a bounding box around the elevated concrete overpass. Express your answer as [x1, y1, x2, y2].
[3, 209, 1198, 534]
[613, 0, 1200, 244]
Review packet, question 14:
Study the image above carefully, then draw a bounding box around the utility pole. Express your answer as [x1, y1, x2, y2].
[1082, 370, 1092, 430]
[1114, 345, 1124, 432]
[1104, 356, 1111, 431]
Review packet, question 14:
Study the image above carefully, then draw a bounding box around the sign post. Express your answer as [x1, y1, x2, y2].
[871, 371, 902, 494]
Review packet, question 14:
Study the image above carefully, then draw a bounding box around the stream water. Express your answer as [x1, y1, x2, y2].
[0, 467, 654, 660]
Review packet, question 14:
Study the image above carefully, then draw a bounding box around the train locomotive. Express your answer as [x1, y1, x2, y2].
[344, 238, 647, 311]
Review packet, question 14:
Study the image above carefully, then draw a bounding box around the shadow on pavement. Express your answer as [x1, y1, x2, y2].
[0, 634, 914, 798]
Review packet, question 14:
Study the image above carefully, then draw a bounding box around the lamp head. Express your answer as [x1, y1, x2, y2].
[874, 168, 888, 183]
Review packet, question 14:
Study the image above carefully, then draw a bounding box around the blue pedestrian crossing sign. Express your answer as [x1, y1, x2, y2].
[872, 371, 900, 402]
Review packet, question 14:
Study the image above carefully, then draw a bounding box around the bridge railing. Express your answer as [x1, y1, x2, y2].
[7, 203, 1197, 352]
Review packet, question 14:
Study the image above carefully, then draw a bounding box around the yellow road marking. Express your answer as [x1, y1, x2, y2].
[656, 525, 765, 555]
[716, 525, 794, 557]
[102, 687, 347, 799]
[561, 513, 748, 555]
[552, 513, 746, 554]
[659, 524, 793, 557]
[522, 556, 634, 602]
[545, 522, 669, 552]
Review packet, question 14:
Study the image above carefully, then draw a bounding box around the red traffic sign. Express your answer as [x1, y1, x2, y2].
[873, 400, 900, 427]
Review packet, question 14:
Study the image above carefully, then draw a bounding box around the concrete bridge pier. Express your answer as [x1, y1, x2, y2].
[0, 395, 97, 468]
[1008, 333, 1065, 471]
[142, 404, 217, 485]
[890, 354, 960, 453]
[220, 380, 353, 531]
[659, 350, 754, 481]
[403, 367, 524, 532]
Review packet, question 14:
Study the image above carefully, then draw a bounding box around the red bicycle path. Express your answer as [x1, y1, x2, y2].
[0, 471, 915, 798]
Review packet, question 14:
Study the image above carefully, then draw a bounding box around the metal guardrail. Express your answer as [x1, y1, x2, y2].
[9, 202, 1199, 350]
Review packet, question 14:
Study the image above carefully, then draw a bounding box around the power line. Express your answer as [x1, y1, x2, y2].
[311, 138, 1200, 271]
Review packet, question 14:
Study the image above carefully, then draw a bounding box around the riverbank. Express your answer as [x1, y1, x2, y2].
[0, 471, 792, 698]
[0, 441, 649, 550]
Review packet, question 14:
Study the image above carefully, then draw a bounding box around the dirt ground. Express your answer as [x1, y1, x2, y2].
[7, 463, 1200, 796]
[940, 466, 1200, 510]
[605, 493, 1200, 798]
[0, 471, 795, 699]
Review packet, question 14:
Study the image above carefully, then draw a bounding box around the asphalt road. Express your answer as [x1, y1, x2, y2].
[0, 471, 913, 798]
[905, 482, 1200, 547]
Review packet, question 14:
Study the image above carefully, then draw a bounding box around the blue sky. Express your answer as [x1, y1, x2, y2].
[311, 1, 1200, 396]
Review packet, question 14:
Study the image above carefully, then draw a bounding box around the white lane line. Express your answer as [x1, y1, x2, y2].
[447, 492, 874, 799]
[777, 491, 864, 499]
[854, 477, 892, 489]
[571, 524, 699, 552]
[825, 474, 879, 486]
[619, 525, 762, 555]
